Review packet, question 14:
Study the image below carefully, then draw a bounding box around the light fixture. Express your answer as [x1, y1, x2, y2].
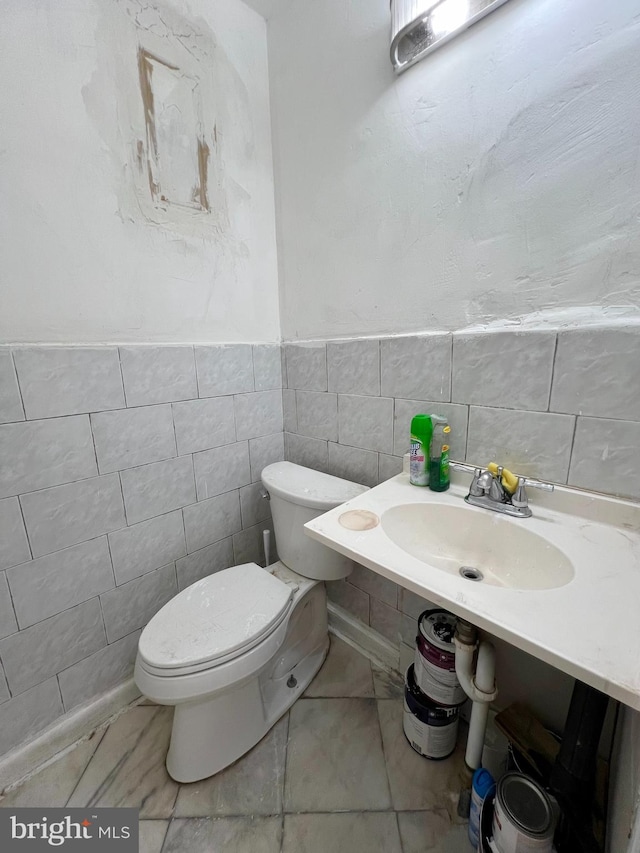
[390, 0, 512, 73]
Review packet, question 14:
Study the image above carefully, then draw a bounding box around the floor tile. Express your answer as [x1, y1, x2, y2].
[162, 817, 282, 853]
[0, 732, 104, 807]
[139, 820, 169, 853]
[67, 706, 179, 818]
[282, 812, 403, 853]
[397, 810, 473, 851]
[372, 665, 404, 699]
[285, 697, 391, 812]
[377, 699, 465, 814]
[304, 636, 374, 698]
[174, 714, 288, 816]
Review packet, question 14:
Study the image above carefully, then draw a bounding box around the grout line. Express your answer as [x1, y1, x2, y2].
[448, 332, 454, 403]
[566, 415, 579, 485]
[158, 816, 172, 852]
[250, 344, 257, 392]
[116, 347, 129, 408]
[64, 726, 109, 806]
[8, 348, 27, 421]
[547, 332, 559, 413]
[464, 404, 471, 462]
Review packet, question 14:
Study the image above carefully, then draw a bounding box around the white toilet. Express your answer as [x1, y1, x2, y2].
[134, 461, 368, 783]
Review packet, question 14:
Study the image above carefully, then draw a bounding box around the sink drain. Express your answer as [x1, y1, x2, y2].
[459, 566, 484, 582]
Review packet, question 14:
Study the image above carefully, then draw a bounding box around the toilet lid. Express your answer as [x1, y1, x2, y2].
[138, 563, 293, 671]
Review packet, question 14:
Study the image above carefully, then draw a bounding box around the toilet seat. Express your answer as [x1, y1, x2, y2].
[138, 563, 294, 677]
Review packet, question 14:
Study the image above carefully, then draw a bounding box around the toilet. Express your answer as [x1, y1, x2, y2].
[134, 461, 368, 783]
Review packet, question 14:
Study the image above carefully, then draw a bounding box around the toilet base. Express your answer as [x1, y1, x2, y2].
[165, 581, 329, 783]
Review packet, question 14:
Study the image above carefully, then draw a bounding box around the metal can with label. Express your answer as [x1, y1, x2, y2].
[492, 773, 555, 853]
[414, 608, 466, 706]
[402, 664, 461, 760]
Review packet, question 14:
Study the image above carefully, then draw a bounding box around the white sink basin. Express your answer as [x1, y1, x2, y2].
[380, 503, 574, 590]
[304, 472, 640, 710]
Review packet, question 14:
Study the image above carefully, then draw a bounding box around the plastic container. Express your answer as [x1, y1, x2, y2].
[429, 422, 450, 492]
[410, 414, 432, 486]
[469, 767, 495, 849]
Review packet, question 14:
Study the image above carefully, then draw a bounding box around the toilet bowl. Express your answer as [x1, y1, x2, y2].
[134, 461, 368, 783]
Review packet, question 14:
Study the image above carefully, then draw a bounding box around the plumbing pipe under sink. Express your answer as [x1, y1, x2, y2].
[455, 619, 498, 814]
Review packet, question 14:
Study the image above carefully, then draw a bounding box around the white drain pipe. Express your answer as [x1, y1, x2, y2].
[454, 620, 498, 772]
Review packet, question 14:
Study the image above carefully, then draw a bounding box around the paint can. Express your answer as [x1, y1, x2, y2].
[414, 609, 466, 706]
[492, 773, 555, 853]
[402, 664, 461, 760]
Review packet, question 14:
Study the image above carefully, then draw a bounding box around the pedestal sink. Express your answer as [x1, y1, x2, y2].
[380, 503, 574, 590]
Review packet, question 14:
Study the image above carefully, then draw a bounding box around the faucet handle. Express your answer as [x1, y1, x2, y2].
[511, 477, 528, 508]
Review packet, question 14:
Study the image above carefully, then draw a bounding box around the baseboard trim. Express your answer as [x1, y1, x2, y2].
[0, 680, 141, 792]
[327, 601, 400, 673]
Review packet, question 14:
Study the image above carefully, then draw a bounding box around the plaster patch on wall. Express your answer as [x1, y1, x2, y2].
[82, 0, 255, 246]
[462, 32, 640, 328]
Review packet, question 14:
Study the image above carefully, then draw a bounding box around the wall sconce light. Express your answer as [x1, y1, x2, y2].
[390, 0, 511, 73]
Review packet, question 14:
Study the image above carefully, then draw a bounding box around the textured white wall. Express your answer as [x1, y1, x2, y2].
[0, 0, 280, 343]
[269, 0, 640, 340]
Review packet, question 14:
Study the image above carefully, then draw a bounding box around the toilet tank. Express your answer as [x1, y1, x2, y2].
[261, 462, 369, 581]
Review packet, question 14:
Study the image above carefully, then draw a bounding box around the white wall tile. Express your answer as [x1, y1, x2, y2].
[284, 343, 327, 391]
[452, 331, 556, 411]
[121, 457, 196, 525]
[13, 347, 125, 419]
[0, 350, 24, 423]
[282, 389, 297, 433]
[0, 599, 106, 695]
[100, 564, 177, 643]
[235, 391, 283, 440]
[120, 346, 197, 406]
[551, 328, 640, 420]
[0, 572, 18, 640]
[569, 417, 640, 499]
[239, 482, 272, 528]
[338, 395, 393, 453]
[194, 442, 251, 500]
[108, 510, 186, 585]
[369, 598, 401, 644]
[183, 491, 242, 553]
[328, 443, 378, 487]
[195, 345, 254, 397]
[326, 580, 369, 623]
[21, 474, 126, 557]
[91, 404, 176, 474]
[0, 497, 31, 570]
[327, 339, 380, 396]
[175, 538, 234, 591]
[172, 397, 236, 455]
[249, 433, 285, 482]
[467, 406, 575, 482]
[284, 433, 328, 472]
[378, 454, 403, 483]
[0, 679, 64, 755]
[7, 537, 114, 629]
[0, 416, 97, 499]
[380, 335, 451, 401]
[393, 399, 468, 458]
[296, 391, 338, 441]
[349, 564, 398, 608]
[253, 344, 282, 391]
[57, 631, 141, 711]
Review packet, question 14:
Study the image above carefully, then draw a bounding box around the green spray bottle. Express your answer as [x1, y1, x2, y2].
[410, 414, 433, 486]
[429, 421, 451, 492]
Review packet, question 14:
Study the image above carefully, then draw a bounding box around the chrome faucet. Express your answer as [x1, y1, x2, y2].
[449, 461, 554, 518]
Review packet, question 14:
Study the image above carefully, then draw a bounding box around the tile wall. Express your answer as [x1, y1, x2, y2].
[282, 327, 640, 707]
[0, 344, 283, 757]
[0, 325, 637, 756]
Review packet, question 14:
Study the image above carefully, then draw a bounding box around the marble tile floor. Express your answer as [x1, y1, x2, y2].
[0, 636, 472, 852]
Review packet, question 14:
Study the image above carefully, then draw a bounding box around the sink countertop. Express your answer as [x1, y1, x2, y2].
[304, 473, 640, 710]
